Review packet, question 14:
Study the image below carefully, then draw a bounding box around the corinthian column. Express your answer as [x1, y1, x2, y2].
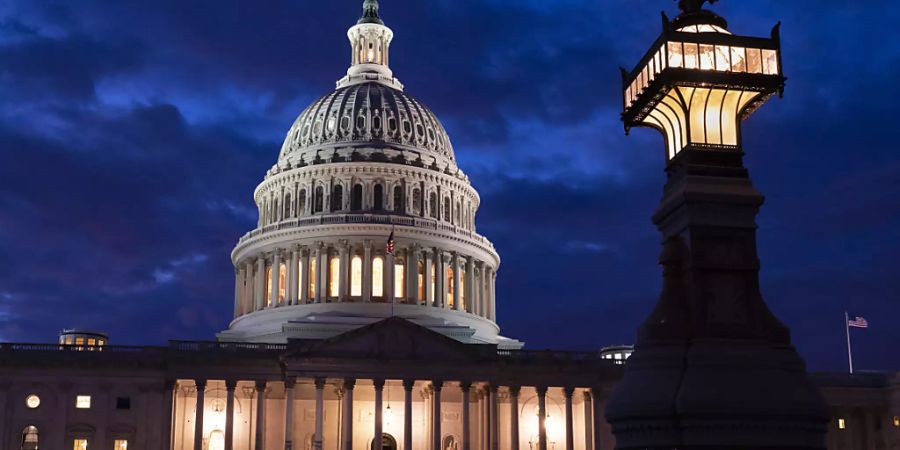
[270, 250, 281, 307]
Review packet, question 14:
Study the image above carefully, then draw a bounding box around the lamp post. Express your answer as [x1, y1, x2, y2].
[605, 2, 829, 449]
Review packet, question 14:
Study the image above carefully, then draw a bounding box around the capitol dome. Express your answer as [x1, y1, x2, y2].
[220, 0, 522, 349]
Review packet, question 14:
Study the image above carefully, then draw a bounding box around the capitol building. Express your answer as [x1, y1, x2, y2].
[0, 2, 898, 450]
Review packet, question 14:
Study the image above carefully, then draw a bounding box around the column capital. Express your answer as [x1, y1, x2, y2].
[343, 378, 356, 391]
[563, 386, 575, 397]
[195, 379, 208, 390]
[225, 379, 237, 390]
[284, 377, 296, 389]
[459, 381, 472, 392]
[373, 379, 386, 391]
[315, 377, 327, 389]
[536, 385, 548, 395]
[255, 380, 267, 392]
[508, 385, 521, 397]
[582, 391, 593, 402]
[402, 379, 415, 391]
[431, 380, 443, 391]
[489, 384, 499, 394]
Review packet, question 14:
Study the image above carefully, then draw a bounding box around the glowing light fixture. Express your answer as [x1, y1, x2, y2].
[621, 2, 784, 161]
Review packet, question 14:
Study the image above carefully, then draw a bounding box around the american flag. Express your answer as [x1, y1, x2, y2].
[847, 314, 868, 328]
[386, 228, 395, 255]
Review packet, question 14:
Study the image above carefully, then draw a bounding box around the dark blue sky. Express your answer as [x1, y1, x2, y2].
[0, 1, 897, 372]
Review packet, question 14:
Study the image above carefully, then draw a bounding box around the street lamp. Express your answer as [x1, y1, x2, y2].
[621, 0, 783, 161]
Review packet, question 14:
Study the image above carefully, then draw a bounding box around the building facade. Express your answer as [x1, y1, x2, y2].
[1, 2, 898, 450]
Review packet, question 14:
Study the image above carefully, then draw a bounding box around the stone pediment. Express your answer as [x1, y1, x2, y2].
[283, 316, 495, 362]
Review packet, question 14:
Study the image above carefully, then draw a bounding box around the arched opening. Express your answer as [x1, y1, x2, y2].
[308, 258, 317, 300]
[443, 198, 451, 222]
[284, 193, 292, 218]
[373, 184, 384, 211]
[314, 187, 324, 213]
[442, 435, 458, 450]
[21, 426, 38, 450]
[328, 254, 340, 299]
[298, 189, 307, 215]
[393, 186, 404, 213]
[412, 188, 422, 216]
[273, 198, 280, 222]
[394, 257, 405, 299]
[351, 184, 363, 211]
[265, 264, 273, 306]
[278, 263, 287, 303]
[332, 185, 343, 212]
[371, 433, 398, 450]
[372, 256, 384, 298]
[447, 266, 455, 308]
[208, 430, 225, 450]
[351, 255, 363, 297]
[429, 192, 438, 219]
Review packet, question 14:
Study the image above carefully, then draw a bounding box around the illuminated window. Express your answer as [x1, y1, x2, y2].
[65, 337, 73, 345]
[114, 440, 128, 450]
[329, 255, 340, 298]
[460, 268, 466, 310]
[308, 258, 316, 300]
[350, 256, 363, 296]
[429, 262, 436, 304]
[76, 395, 91, 409]
[762, 49, 778, 75]
[278, 263, 287, 302]
[394, 262, 404, 298]
[75, 338, 84, 346]
[746, 48, 762, 73]
[73, 439, 88, 450]
[22, 426, 38, 450]
[838, 418, 846, 429]
[684, 43, 699, 69]
[730, 47, 746, 72]
[265, 265, 273, 305]
[893, 416, 899, 427]
[297, 259, 304, 300]
[417, 260, 425, 304]
[25, 394, 40, 409]
[447, 267, 455, 307]
[372, 257, 384, 297]
[699, 44, 715, 70]
[208, 431, 224, 450]
[87, 338, 96, 346]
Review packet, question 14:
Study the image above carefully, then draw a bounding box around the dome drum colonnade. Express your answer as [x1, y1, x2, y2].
[222, 0, 510, 346]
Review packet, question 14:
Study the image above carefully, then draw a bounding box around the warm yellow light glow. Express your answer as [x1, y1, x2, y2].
[208, 431, 224, 450]
[114, 440, 129, 450]
[838, 418, 846, 429]
[75, 395, 91, 409]
[893, 416, 899, 427]
[74, 439, 88, 450]
[384, 405, 395, 427]
[265, 265, 273, 305]
[351, 256, 363, 296]
[446, 267, 455, 307]
[297, 259, 304, 300]
[394, 263, 404, 298]
[25, 394, 40, 409]
[308, 258, 316, 300]
[373, 257, 384, 297]
[429, 262, 436, 304]
[329, 256, 340, 297]
[278, 263, 287, 302]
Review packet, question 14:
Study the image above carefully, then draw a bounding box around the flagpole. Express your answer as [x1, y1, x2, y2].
[845, 311, 854, 374]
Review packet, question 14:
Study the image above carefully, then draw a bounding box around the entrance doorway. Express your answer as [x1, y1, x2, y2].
[371, 433, 397, 450]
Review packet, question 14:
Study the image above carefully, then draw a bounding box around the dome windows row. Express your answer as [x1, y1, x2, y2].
[257, 179, 478, 231]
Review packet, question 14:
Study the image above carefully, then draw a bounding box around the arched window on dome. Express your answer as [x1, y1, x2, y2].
[417, 259, 425, 305]
[456, 201, 462, 225]
[350, 255, 363, 297]
[373, 184, 384, 211]
[314, 187, 324, 213]
[429, 193, 438, 219]
[298, 189, 307, 216]
[332, 185, 344, 212]
[443, 198, 451, 222]
[351, 184, 363, 211]
[394, 257, 405, 299]
[284, 193, 292, 219]
[278, 263, 287, 304]
[265, 264, 273, 306]
[446, 266, 455, 308]
[372, 256, 384, 298]
[412, 188, 422, 216]
[21, 426, 38, 450]
[273, 198, 280, 222]
[328, 254, 340, 299]
[393, 186, 404, 213]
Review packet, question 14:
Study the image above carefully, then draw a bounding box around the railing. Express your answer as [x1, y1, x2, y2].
[168, 341, 287, 352]
[496, 349, 604, 363]
[237, 213, 496, 250]
[0, 343, 165, 353]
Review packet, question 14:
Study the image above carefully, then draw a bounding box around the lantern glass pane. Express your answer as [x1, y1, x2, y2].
[684, 43, 699, 69]
[667, 41, 684, 68]
[715, 45, 730, 71]
[699, 44, 715, 70]
[730, 47, 747, 72]
[747, 48, 762, 73]
[762, 49, 778, 74]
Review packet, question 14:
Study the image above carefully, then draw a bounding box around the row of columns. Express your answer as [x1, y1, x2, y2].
[171, 378, 602, 450]
[234, 244, 498, 322]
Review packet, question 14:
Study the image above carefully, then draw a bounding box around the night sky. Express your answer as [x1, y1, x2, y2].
[1, 1, 897, 372]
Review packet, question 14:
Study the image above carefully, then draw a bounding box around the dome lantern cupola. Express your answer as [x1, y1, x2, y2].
[339, 0, 403, 90]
